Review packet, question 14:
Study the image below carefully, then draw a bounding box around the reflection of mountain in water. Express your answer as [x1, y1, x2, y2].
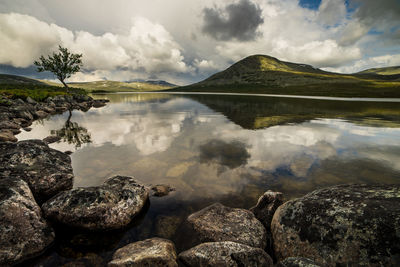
[51, 110, 92, 148]
[187, 94, 400, 129]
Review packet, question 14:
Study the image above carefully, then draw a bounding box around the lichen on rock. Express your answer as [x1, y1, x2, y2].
[271, 184, 400, 266]
[0, 178, 55, 265]
[42, 175, 149, 230]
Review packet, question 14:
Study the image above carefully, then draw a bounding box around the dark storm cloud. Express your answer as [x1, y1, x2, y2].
[352, 0, 400, 31]
[202, 0, 264, 41]
[199, 139, 250, 169]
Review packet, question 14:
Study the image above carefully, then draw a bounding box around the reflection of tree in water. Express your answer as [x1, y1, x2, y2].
[51, 110, 91, 148]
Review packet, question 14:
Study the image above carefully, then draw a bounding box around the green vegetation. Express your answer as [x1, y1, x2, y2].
[0, 75, 86, 101]
[69, 80, 175, 93]
[34, 45, 83, 90]
[172, 55, 400, 98]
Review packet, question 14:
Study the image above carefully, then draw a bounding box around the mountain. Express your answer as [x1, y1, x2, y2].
[175, 55, 400, 98]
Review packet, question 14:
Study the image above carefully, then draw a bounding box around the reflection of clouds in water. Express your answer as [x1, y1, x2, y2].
[212, 122, 340, 173]
[71, 99, 200, 155]
[199, 139, 250, 169]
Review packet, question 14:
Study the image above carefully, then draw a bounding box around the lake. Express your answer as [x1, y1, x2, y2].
[18, 92, 400, 266]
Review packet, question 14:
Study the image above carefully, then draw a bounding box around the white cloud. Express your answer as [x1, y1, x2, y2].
[0, 13, 190, 82]
[324, 54, 400, 73]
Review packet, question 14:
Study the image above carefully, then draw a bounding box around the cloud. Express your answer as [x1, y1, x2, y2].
[324, 54, 400, 73]
[199, 139, 250, 169]
[0, 13, 190, 82]
[202, 0, 264, 41]
[317, 0, 347, 26]
[351, 0, 400, 29]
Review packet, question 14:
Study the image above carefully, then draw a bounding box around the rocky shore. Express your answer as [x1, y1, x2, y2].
[0, 94, 108, 143]
[1, 94, 399, 266]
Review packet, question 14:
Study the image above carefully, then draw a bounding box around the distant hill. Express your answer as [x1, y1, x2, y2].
[0, 74, 45, 85]
[68, 80, 176, 92]
[0, 74, 176, 93]
[174, 55, 400, 98]
[357, 66, 400, 76]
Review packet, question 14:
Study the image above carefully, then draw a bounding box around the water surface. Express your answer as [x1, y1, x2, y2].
[17, 93, 400, 265]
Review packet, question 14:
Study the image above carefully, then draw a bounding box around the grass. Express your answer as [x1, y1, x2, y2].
[0, 83, 87, 101]
[68, 80, 175, 93]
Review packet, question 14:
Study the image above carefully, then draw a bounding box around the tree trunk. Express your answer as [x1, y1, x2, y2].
[60, 79, 70, 93]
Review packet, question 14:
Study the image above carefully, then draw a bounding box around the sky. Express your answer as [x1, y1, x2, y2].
[0, 0, 399, 85]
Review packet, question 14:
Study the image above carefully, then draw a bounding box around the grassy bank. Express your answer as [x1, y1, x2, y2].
[0, 83, 87, 101]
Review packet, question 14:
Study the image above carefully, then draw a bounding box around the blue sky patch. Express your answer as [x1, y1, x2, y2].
[299, 0, 322, 10]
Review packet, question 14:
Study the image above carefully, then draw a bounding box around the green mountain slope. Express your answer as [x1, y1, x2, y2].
[68, 80, 176, 92]
[175, 55, 400, 98]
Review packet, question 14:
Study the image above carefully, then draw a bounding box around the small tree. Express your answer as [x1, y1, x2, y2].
[34, 45, 82, 91]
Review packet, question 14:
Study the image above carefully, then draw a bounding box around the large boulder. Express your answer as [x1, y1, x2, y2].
[42, 176, 149, 230]
[108, 238, 177, 267]
[185, 203, 267, 249]
[271, 184, 400, 266]
[0, 178, 55, 265]
[250, 190, 283, 229]
[0, 140, 74, 202]
[178, 241, 273, 267]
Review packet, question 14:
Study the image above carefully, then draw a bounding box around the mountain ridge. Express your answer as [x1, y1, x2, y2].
[174, 54, 400, 97]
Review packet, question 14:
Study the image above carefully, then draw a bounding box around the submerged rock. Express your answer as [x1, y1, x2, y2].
[186, 203, 267, 249]
[277, 257, 320, 267]
[178, 241, 273, 267]
[271, 184, 400, 266]
[108, 238, 177, 267]
[151, 184, 175, 197]
[250, 190, 283, 230]
[0, 178, 55, 265]
[43, 135, 61, 144]
[0, 140, 74, 202]
[42, 176, 149, 230]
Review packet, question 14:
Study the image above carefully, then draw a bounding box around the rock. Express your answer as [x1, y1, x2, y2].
[26, 97, 37, 105]
[155, 215, 182, 239]
[271, 184, 400, 266]
[250, 190, 283, 230]
[108, 238, 177, 267]
[43, 135, 61, 144]
[277, 257, 320, 267]
[178, 241, 273, 267]
[0, 129, 17, 142]
[186, 203, 267, 249]
[0, 140, 74, 202]
[64, 150, 73, 155]
[42, 106, 56, 114]
[42, 175, 149, 230]
[24, 127, 32, 132]
[34, 110, 49, 119]
[0, 178, 55, 265]
[0, 120, 20, 130]
[92, 100, 107, 108]
[151, 184, 175, 197]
